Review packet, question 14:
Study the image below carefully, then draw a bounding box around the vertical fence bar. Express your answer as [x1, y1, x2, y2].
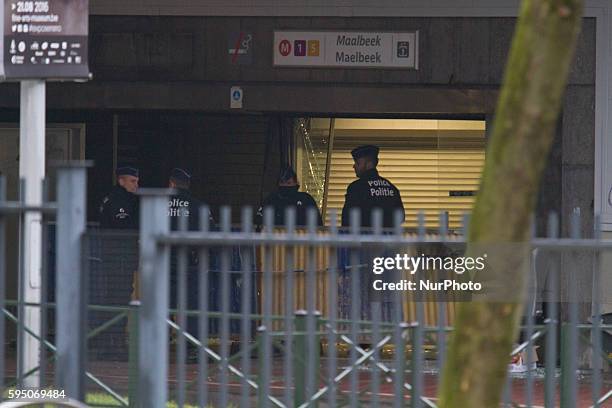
[240, 207, 253, 408]
[561, 210, 581, 408]
[410, 212, 428, 408]
[198, 206, 210, 408]
[525, 262, 535, 408]
[39, 212, 48, 389]
[80, 231, 90, 400]
[436, 288, 446, 393]
[176, 215, 188, 408]
[305, 208, 317, 405]
[327, 210, 338, 408]
[17, 179, 25, 387]
[55, 164, 88, 400]
[411, 319, 423, 408]
[219, 206, 232, 408]
[591, 215, 602, 407]
[370, 209, 383, 408]
[417, 211, 425, 238]
[502, 371, 512, 407]
[545, 212, 559, 408]
[39, 179, 49, 388]
[525, 218, 537, 408]
[439, 211, 447, 237]
[258, 207, 274, 408]
[128, 300, 140, 408]
[569, 210, 580, 408]
[284, 207, 296, 408]
[349, 208, 361, 408]
[294, 311, 308, 406]
[393, 209, 406, 408]
[371, 303, 381, 408]
[138, 188, 172, 408]
[0, 175, 6, 394]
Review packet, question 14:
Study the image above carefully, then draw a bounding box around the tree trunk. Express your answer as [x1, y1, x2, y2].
[438, 1, 583, 407]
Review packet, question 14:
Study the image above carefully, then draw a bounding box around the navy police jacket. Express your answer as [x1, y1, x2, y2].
[99, 185, 139, 230]
[341, 169, 405, 228]
[257, 186, 323, 227]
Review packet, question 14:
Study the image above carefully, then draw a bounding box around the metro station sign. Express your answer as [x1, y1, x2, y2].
[273, 31, 418, 69]
[0, 0, 89, 80]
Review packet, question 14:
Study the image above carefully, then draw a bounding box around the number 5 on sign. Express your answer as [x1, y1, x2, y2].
[307, 40, 320, 57]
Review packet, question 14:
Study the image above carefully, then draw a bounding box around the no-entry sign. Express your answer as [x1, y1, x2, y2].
[0, 0, 89, 80]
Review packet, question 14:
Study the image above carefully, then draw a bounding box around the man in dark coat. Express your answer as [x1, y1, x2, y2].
[167, 167, 203, 231]
[99, 166, 140, 229]
[257, 166, 323, 228]
[341, 145, 405, 229]
[166, 167, 207, 347]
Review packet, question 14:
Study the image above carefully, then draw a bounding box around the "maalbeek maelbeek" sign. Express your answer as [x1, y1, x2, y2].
[273, 31, 418, 69]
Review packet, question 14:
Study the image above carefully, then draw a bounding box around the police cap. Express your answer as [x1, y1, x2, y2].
[116, 166, 139, 177]
[170, 167, 191, 183]
[279, 166, 297, 183]
[351, 145, 379, 160]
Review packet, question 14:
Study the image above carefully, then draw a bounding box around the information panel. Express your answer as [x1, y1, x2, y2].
[1, 0, 89, 80]
[273, 31, 418, 69]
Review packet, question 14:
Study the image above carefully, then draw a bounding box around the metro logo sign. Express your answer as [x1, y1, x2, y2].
[278, 39, 291, 56]
[273, 31, 418, 69]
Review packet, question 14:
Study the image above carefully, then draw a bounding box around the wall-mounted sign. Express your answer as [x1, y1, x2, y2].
[449, 191, 476, 197]
[273, 31, 418, 69]
[1, 0, 90, 80]
[228, 32, 253, 65]
[230, 86, 243, 109]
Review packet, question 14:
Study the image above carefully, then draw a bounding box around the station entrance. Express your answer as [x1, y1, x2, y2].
[294, 118, 487, 229]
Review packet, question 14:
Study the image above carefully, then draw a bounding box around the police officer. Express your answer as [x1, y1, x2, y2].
[257, 166, 323, 227]
[167, 167, 204, 231]
[341, 145, 405, 228]
[99, 166, 140, 229]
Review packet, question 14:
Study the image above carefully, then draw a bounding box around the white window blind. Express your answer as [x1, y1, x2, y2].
[322, 119, 486, 229]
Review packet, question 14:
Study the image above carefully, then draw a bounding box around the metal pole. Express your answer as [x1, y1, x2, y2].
[138, 189, 172, 408]
[18, 79, 46, 387]
[128, 300, 140, 408]
[293, 311, 308, 407]
[0, 176, 6, 395]
[55, 163, 89, 400]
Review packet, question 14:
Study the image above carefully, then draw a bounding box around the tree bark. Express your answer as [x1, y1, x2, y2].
[438, 1, 583, 407]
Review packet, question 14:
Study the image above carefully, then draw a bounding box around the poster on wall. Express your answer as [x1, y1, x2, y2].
[0, 0, 89, 80]
[273, 30, 418, 69]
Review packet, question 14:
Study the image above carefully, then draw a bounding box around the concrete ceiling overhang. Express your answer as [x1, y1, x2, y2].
[0, 82, 498, 116]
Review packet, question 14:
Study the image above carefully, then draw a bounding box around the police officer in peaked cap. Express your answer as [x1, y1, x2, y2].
[257, 166, 323, 228]
[99, 166, 140, 229]
[341, 145, 405, 228]
[167, 167, 208, 231]
[167, 167, 212, 346]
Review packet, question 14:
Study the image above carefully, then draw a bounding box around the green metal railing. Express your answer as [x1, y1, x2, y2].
[4, 301, 612, 408]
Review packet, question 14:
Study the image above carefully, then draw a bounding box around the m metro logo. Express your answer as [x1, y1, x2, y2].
[278, 39, 291, 56]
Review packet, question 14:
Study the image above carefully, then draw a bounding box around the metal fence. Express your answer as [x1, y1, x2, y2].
[0, 177, 611, 407]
